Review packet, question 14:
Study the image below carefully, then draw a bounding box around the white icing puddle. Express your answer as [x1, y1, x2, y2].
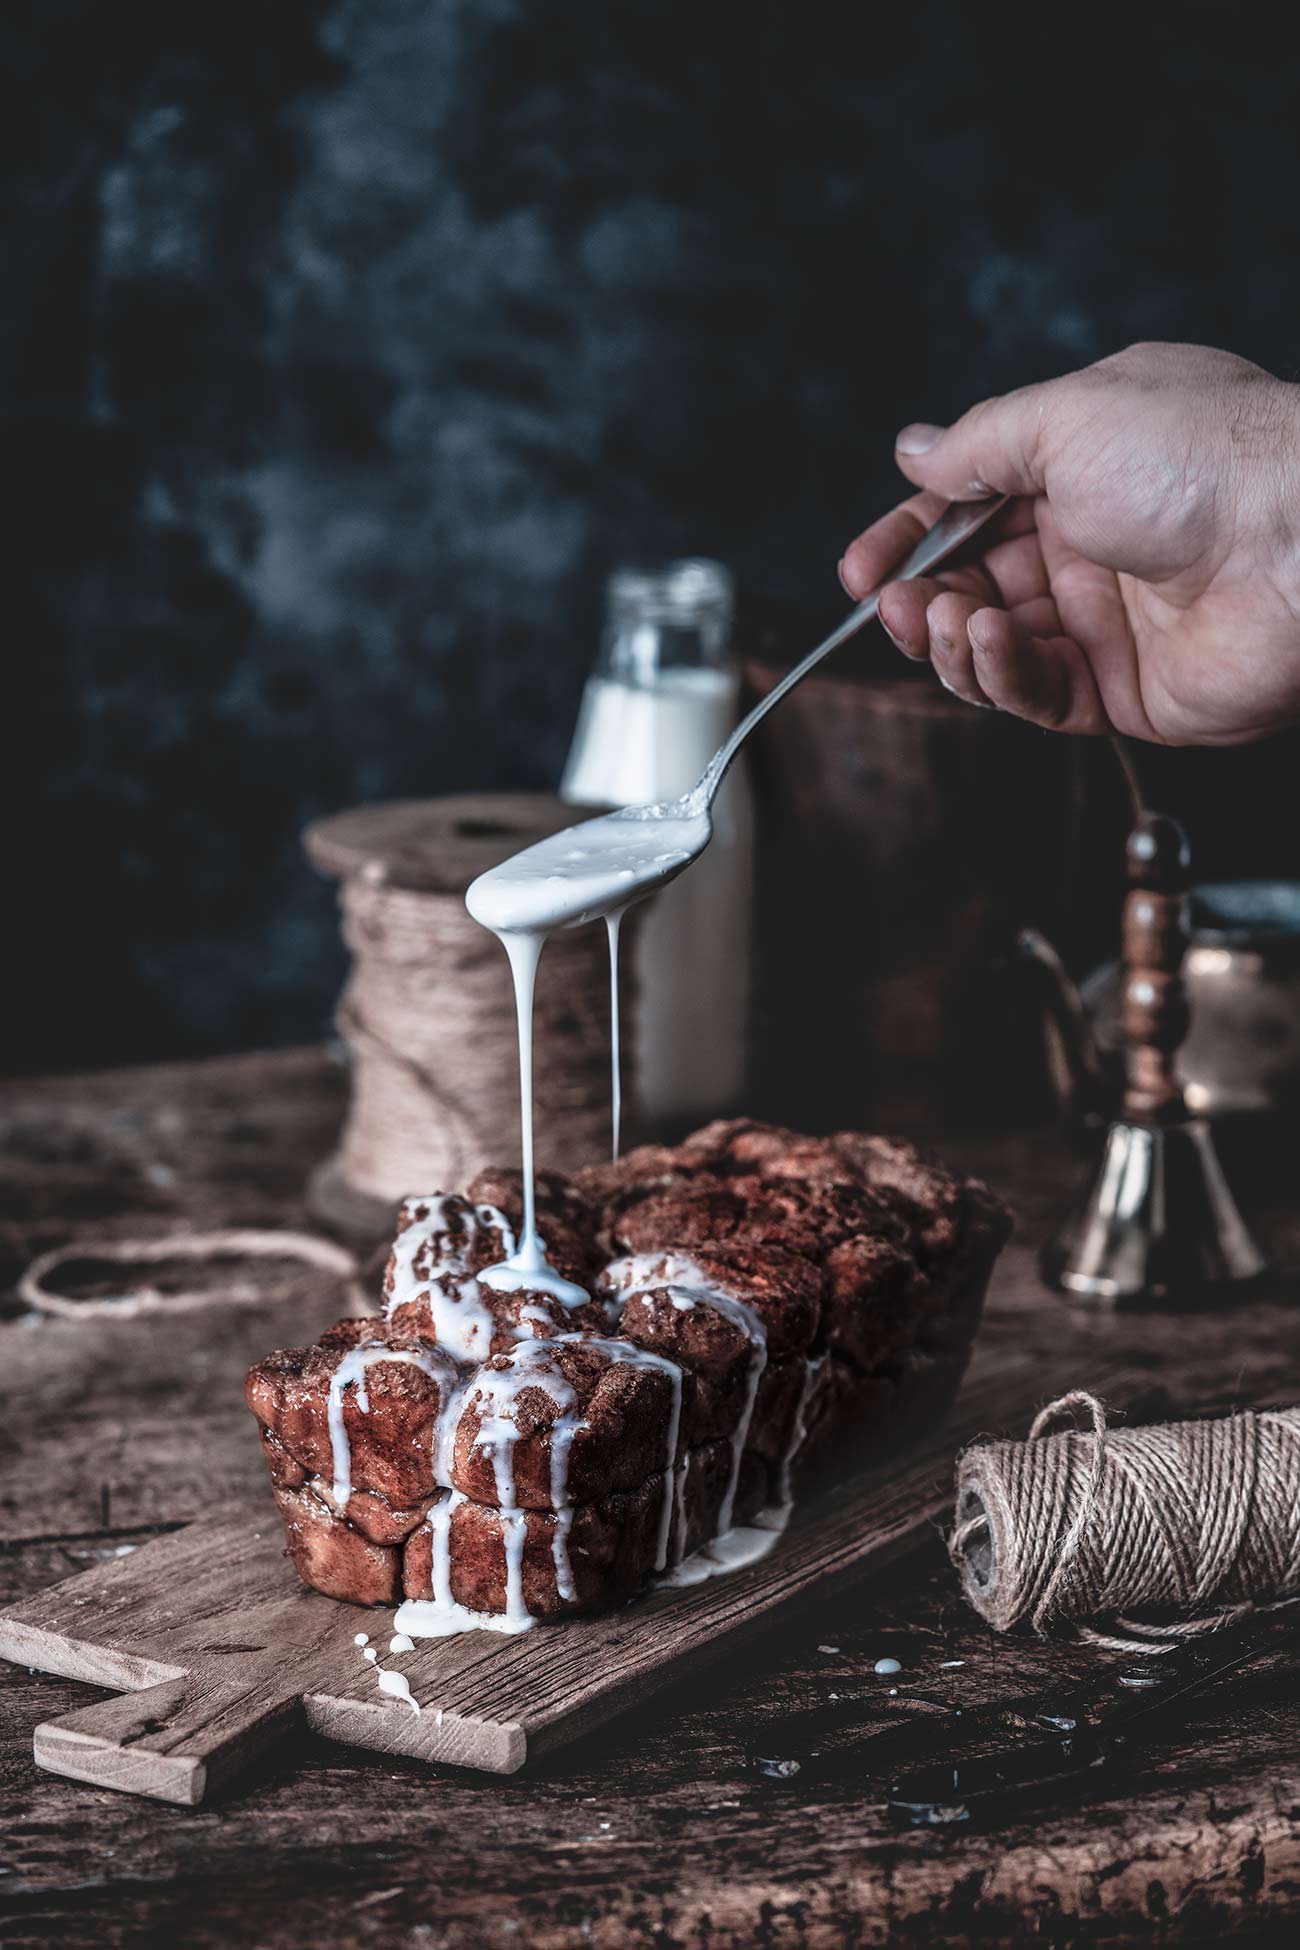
[659, 1516, 785, 1588]
[386, 1513, 788, 1646]
[393, 1596, 535, 1640]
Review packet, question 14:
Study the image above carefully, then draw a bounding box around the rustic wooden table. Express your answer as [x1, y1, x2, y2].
[3, 1049, 1298, 1948]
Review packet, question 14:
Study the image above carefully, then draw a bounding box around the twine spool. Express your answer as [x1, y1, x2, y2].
[951, 1391, 1300, 1653]
[304, 796, 636, 1243]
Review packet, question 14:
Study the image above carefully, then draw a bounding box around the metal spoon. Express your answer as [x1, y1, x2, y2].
[695, 492, 1009, 808]
[467, 494, 1009, 935]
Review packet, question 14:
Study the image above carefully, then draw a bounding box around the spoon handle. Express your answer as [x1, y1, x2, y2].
[697, 493, 1010, 806]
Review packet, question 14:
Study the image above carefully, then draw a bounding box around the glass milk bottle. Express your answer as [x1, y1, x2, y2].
[561, 559, 753, 1132]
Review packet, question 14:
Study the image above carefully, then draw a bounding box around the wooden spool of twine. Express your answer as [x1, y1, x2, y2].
[304, 795, 636, 1243]
[951, 1392, 1300, 1653]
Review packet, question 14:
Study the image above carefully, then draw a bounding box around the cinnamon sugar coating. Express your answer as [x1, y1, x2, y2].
[446, 1338, 686, 1510]
[246, 1320, 460, 1509]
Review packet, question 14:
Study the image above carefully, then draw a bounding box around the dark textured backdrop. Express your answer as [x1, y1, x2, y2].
[7, 1, 1300, 1073]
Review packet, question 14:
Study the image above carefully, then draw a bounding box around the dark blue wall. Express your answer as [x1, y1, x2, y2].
[8, 1, 1300, 1071]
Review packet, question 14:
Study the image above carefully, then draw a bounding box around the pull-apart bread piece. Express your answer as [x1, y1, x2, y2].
[247, 1122, 1010, 1619]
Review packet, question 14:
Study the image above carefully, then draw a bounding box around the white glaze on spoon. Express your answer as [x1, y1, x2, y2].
[465, 802, 711, 938]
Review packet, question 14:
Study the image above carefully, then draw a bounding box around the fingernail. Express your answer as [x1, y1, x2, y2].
[837, 557, 853, 595]
[881, 620, 909, 653]
[896, 422, 946, 456]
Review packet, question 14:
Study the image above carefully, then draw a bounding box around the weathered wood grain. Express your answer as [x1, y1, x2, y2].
[2, 1049, 1299, 1946]
[5, 1357, 1137, 1803]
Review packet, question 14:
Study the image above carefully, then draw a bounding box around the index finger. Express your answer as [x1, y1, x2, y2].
[840, 493, 1035, 602]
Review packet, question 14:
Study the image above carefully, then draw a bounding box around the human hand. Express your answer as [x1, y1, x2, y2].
[840, 342, 1300, 745]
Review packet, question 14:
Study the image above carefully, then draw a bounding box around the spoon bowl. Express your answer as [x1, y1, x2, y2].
[465, 799, 713, 936]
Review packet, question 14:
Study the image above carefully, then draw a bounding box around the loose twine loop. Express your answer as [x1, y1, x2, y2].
[950, 1390, 1300, 1654]
[19, 1230, 367, 1320]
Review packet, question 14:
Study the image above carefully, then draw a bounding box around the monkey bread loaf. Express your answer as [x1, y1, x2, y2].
[246, 1121, 1011, 1621]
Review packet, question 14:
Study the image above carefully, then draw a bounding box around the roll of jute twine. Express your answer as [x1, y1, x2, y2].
[304, 795, 634, 1242]
[951, 1390, 1300, 1654]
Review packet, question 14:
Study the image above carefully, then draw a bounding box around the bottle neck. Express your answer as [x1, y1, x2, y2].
[598, 559, 735, 688]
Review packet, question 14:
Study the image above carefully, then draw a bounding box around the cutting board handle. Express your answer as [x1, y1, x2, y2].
[34, 1662, 305, 1806]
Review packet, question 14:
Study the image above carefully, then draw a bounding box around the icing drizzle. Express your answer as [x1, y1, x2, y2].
[327, 1342, 457, 1510]
[383, 1195, 517, 1362]
[464, 809, 708, 1318]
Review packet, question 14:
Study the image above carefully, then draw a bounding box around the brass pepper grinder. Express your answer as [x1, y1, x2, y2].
[1041, 810, 1268, 1305]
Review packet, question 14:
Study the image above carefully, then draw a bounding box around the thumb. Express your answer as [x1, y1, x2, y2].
[895, 381, 1059, 501]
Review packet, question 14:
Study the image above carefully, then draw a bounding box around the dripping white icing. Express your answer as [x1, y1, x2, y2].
[428, 1485, 463, 1607]
[697, 1291, 766, 1533]
[550, 1499, 576, 1602]
[607, 910, 623, 1161]
[501, 1507, 529, 1626]
[548, 1410, 584, 1600]
[671, 1448, 692, 1566]
[776, 1350, 826, 1510]
[434, 1374, 471, 1486]
[563, 1332, 684, 1572]
[465, 805, 710, 1306]
[605, 1264, 765, 1541]
[606, 1253, 820, 1535]
[383, 1195, 515, 1363]
[465, 1340, 579, 1512]
[473, 932, 589, 1309]
[393, 1491, 535, 1640]
[327, 1342, 457, 1510]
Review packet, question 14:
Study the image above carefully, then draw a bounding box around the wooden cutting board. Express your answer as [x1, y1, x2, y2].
[0, 1354, 1139, 1805]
